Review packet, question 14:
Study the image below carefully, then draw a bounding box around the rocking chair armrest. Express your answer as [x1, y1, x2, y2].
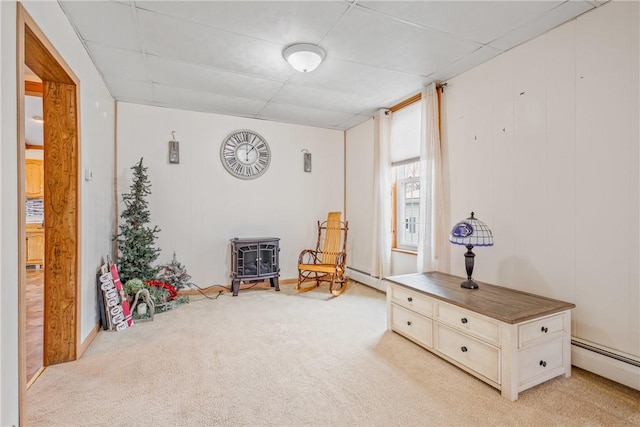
[335, 251, 347, 268]
[298, 249, 320, 265]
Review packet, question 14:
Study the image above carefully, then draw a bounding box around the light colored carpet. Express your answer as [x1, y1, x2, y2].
[27, 281, 640, 426]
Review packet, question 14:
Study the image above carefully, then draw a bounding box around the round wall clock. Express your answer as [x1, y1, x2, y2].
[220, 129, 271, 179]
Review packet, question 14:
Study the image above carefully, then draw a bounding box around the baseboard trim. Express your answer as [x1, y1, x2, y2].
[26, 366, 46, 390]
[571, 341, 640, 391]
[77, 322, 101, 358]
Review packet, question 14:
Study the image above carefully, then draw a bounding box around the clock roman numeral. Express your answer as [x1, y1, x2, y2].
[232, 162, 242, 175]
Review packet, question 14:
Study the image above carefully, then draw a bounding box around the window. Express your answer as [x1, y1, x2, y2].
[394, 160, 420, 251]
[390, 100, 421, 253]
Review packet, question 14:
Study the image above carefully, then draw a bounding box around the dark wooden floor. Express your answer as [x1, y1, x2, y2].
[26, 268, 44, 383]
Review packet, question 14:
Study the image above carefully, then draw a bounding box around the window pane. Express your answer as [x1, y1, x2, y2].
[394, 160, 420, 251]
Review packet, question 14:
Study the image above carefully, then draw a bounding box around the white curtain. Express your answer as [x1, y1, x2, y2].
[371, 109, 392, 278]
[417, 83, 445, 273]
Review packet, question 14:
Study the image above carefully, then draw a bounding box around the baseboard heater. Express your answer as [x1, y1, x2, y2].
[572, 340, 640, 367]
[346, 267, 385, 292]
[571, 339, 639, 391]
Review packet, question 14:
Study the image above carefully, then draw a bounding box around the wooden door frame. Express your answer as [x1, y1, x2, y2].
[16, 3, 81, 423]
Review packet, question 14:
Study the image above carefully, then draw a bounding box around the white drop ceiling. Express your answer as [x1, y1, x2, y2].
[58, 1, 605, 131]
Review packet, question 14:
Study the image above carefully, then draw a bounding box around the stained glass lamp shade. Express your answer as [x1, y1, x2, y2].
[449, 212, 493, 289]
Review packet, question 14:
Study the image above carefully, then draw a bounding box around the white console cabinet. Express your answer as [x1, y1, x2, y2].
[385, 272, 575, 401]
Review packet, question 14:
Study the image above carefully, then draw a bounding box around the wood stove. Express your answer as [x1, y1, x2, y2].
[229, 237, 280, 296]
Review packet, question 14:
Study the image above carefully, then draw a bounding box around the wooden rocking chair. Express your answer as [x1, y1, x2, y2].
[297, 212, 349, 296]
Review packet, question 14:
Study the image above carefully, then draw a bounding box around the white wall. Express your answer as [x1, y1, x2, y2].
[345, 119, 374, 274]
[442, 1, 639, 387]
[25, 148, 43, 160]
[1, 2, 19, 422]
[116, 103, 344, 286]
[1, 2, 116, 424]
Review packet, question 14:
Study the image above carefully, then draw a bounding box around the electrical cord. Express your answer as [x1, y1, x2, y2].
[188, 283, 227, 300]
[187, 281, 266, 300]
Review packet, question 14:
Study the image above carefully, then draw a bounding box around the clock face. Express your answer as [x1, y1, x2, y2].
[220, 130, 271, 179]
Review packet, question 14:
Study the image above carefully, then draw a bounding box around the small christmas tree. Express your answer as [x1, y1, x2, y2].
[116, 158, 161, 283]
[157, 252, 193, 290]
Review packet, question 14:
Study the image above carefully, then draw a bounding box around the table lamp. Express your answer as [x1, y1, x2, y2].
[449, 212, 493, 289]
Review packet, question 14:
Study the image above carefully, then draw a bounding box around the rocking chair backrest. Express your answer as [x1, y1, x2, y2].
[319, 212, 346, 265]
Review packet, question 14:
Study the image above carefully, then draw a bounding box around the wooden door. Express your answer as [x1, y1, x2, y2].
[42, 80, 79, 365]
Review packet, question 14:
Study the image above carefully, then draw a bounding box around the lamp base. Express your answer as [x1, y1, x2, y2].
[460, 279, 479, 289]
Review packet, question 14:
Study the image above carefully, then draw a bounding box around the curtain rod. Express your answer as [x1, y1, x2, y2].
[388, 82, 447, 113]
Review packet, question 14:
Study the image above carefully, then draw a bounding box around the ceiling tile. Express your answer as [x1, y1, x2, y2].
[258, 102, 356, 129]
[153, 84, 267, 117]
[135, 1, 349, 45]
[322, 6, 481, 76]
[289, 57, 428, 105]
[428, 45, 503, 83]
[146, 55, 283, 102]
[105, 76, 153, 102]
[359, 1, 564, 45]
[59, 1, 140, 51]
[336, 114, 373, 131]
[489, 1, 594, 51]
[85, 42, 148, 80]
[137, 9, 293, 81]
[270, 83, 381, 115]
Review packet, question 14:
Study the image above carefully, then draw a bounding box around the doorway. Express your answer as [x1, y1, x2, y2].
[24, 76, 45, 385]
[17, 3, 81, 421]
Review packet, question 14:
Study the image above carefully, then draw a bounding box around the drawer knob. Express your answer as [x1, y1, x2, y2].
[539, 360, 547, 367]
[541, 326, 548, 333]
[407, 321, 412, 326]
[407, 297, 413, 302]
[460, 346, 468, 352]
[461, 318, 468, 324]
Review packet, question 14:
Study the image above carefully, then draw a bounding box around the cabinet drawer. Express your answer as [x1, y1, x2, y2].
[518, 338, 564, 384]
[436, 302, 500, 345]
[435, 324, 500, 384]
[518, 313, 566, 348]
[390, 285, 433, 317]
[391, 304, 433, 348]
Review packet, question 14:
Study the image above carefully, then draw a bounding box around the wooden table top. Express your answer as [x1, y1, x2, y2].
[384, 272, 575, 324]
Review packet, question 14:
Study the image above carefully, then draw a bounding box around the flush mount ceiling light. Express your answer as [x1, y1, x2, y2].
[283, 43, 325, 73]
